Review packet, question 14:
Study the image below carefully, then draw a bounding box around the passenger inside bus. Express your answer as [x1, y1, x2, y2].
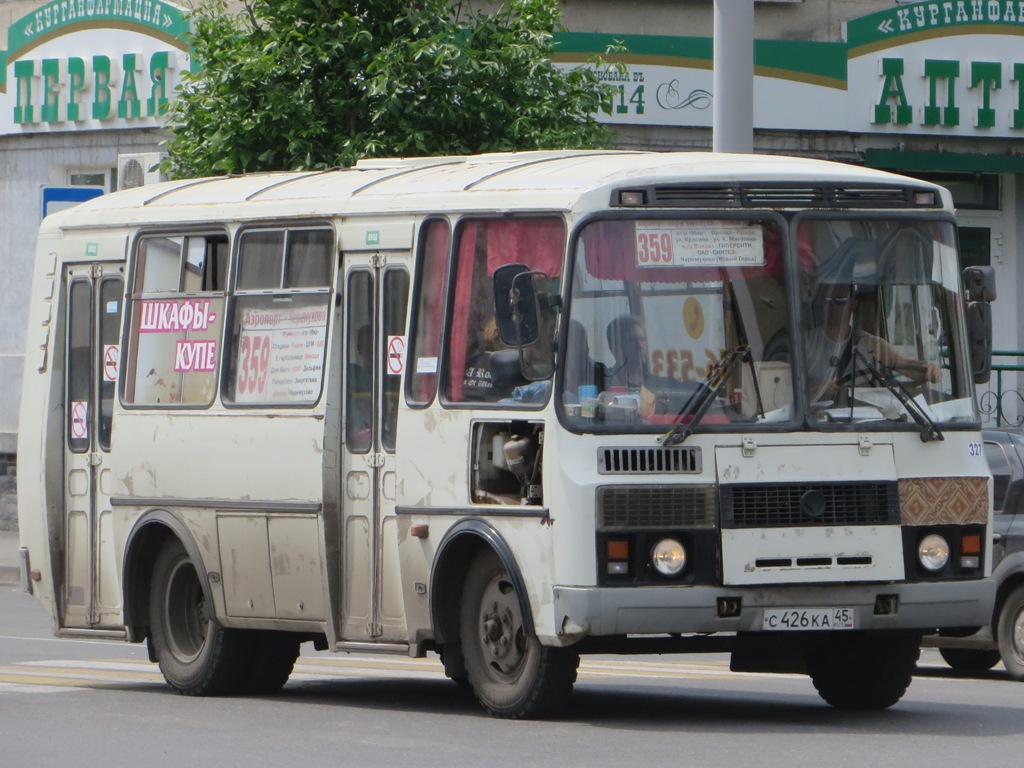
[605, 314, 649, 391]
[463, 316, 514, 401]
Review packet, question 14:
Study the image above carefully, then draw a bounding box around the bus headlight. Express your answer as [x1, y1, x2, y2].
[651, 538, 687, 577]
[918, 534, 950, 572]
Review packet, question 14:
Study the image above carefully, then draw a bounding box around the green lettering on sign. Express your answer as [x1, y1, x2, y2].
[92, 55, 112, 120]
[971, 61, 1002, 129]
[14, 59, 34, 123]
[1014, 63, 1024, 129]
[117, 53, 142, 119]
[874, 58, 913, 125]
[67, 57, 87, 122]
[923, 60, 960, 126]
[147, 51, 172, 116]
[41, 58, 61, 123]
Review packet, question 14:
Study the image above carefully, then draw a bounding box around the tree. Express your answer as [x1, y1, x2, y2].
[164, 0, 613, 177]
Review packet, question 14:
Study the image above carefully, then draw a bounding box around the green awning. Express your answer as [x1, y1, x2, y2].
[865, 149, 1024, 174]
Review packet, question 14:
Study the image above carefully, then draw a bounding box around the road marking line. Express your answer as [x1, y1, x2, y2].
[0, 655, 982, 696]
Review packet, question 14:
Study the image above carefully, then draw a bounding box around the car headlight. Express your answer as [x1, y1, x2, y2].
[651, 538, 687, 577]
[918, 533, 950, 572]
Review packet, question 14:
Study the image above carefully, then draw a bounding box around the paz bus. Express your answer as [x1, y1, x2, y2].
[17, 150, 997, 718]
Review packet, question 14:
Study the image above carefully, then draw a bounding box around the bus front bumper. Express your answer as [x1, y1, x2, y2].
[552, 579, 994, 638]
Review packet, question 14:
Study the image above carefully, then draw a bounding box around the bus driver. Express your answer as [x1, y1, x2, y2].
[806, 283, 941, 406]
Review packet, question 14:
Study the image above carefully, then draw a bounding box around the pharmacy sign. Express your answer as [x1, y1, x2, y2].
[0, 1, 192, 135]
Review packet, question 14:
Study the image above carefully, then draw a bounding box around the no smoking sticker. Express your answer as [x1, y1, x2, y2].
[71, 401, 89, 441]
[387, 335, 406, 375]
[103, 344, 120, 382]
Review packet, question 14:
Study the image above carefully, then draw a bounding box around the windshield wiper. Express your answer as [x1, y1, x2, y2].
[852, 347, 943, 442]
[661, 345, 749, 446]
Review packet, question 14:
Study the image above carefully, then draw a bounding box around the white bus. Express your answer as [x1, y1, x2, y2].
[17, 150, 997, 718]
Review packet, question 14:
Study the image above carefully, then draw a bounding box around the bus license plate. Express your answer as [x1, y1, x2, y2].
[762, 607, 855, 631]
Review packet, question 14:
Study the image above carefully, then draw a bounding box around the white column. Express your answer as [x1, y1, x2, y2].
[712, 0, 755, 154]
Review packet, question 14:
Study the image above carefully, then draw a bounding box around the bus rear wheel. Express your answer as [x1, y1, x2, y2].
[459, 550, 578, 719]
[806, 633, 919, 709]
[149, 539, 254, 696]
[243, 631, 301, 695]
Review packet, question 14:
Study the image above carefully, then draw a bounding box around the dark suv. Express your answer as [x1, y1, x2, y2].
[925, 428, 1024, 679]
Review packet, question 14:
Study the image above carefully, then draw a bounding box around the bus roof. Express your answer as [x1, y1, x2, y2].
[40, 150, 951, 233]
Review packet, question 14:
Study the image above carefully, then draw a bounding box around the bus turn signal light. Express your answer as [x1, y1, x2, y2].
[960, 534, 981, 555]
[607, 539, 629, 575]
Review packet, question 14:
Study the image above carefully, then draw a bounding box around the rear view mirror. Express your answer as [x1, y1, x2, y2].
[493, 264, 540, 347]
[962, 266, 995, 384]
[492, 263, 559, 381]
[963, 266, 996, 302]
[965, 301, 993, 385]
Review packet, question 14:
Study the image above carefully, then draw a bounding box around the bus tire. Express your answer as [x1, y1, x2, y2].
[806, 633, 919, 709]
[938, 647, 1001, 673]
[997, 585, 1024, 681]
[243, 631, 301, 695]
[149, 539, 254, 696]
[459, 550, 578, 719]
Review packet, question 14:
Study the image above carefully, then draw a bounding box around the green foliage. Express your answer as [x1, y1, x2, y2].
[164, 0, 613, 177]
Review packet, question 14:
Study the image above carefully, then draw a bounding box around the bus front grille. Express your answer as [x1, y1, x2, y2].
[598, 446, 702, 474]
[597, 485, 717, 530]
[721, 482, 899, 528]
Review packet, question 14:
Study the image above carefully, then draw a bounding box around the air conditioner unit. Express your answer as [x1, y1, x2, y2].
[117, 153, 164, 190]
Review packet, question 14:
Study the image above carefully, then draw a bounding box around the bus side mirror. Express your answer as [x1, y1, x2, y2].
[965, 302, 993, 384]
[492, 263, 558, 381]
[963, 266, 995, 385]
[493, 264, 540, 347]
[963, 266, 996, 302]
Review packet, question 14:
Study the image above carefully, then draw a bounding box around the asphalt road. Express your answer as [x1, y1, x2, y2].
[2, 584, 1022, 768]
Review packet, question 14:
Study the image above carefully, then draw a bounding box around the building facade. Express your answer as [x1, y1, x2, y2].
[2, 0, 1023, 524]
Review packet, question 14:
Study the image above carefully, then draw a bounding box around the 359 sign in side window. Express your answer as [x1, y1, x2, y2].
[231, 301, 329, 405]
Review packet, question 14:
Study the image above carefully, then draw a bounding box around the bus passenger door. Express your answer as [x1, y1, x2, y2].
[62, 264, 124, 629]
[340, 257, 410, 642]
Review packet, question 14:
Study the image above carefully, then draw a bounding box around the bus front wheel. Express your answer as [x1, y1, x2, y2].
[806, 633, 920, 709]
[459, 550, 578, 719]
[149, 539, 253, 696]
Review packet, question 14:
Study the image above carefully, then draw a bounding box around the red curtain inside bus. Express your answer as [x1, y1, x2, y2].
[448, 218, 565, 402]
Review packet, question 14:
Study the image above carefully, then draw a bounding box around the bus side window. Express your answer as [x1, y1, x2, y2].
[445, 217, 565, 405]
[406, 219, 450, 407]
[224, 227, 333, 407]
[346, 271, 374, 452]
[382, 269, 409, 451]
[124, 233, 228, 406]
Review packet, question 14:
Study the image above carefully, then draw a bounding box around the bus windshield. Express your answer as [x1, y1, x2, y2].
[560, 215, 975, 432]
[798, 217, 973, 426]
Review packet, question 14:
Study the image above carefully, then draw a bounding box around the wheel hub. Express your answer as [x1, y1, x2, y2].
[478, 576, 525, 676]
